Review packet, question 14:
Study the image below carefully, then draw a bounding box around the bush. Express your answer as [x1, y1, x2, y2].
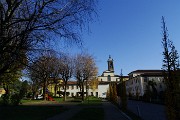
[11, 93, 21, 105]
[2, 94, 11, 105]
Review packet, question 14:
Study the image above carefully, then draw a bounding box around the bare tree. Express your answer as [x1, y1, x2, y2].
[59, 54, 74, 101]
[161, 16, 180, 120]
[74, 53, 97, 101]
[29, 52, 57, 100]
[0, 0, 97, 76]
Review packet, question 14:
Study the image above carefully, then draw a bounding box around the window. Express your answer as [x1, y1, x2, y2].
[144, 77, 147, 82]
[96, 92, 98, 97]
[72, 85, 74, 89]
[107, 75, 111, 81]
[67, 85, 69, 89]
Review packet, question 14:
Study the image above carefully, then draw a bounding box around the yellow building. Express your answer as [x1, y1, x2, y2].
[47, 79, 63, 96]
[0, 88, 6, 97]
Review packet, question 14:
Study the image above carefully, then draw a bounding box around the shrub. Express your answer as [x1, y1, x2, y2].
[2, 94, 11, 105]
[11, 93, 21, 105]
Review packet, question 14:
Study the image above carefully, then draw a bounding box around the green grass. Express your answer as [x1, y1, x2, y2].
[0, 97, 67, 120]
[52, 97, 63, 102]
[80, 96, 102, 106]
[21, 99, 44, 104]
[69, 107, 104, 120]
[21, 97, 63, 104]
[0, 105, 67, 120]
[68, 96, 104, 120]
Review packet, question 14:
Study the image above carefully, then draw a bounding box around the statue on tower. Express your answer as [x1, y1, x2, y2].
[107, 55, 114, 72]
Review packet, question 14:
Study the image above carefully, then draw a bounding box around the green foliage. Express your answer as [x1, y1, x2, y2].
[1, 94, 11, 105]
[121, 81, 127, 111]
[11, 93, 21, 106]
[80, 96, 102, 106]
[108, 83, 118, 104]
[143, 80, 158, 102]
[1, 79, 30, 105]
[2, 93, 21, 106]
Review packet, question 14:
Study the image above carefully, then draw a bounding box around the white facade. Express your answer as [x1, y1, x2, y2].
[63, 82, 110, 98]
[98, 84, 109, 98]
[60, 81, 99, 97]
[126, 70, 166, 97]
[62, 84, 81, 97]
[98, 70, 120, 82]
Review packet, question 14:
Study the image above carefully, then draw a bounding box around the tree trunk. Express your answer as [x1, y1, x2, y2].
[64, 82, 67, 101]
[54, 84, 57, 97]
[43, 80, 47, 100]
[82, 82, 84, 101]
[86, 81, 88, 97]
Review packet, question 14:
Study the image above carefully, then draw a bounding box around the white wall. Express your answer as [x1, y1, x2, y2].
[126, 74, 165, 97]
[98, 84, 109, 98]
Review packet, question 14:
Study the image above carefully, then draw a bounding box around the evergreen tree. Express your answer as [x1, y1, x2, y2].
[119, 70, 127, 111]
[161, 16, 180, 119]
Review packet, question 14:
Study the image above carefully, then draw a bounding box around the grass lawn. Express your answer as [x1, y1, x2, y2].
[0, 98, 67, 120]
[0, 105, 67, 120]
[69, 96, 104, 120]
[69, 107, 104, 120]
[21, 97, 63, 104]
[21, 99, 44, 104]
[79, 96, 102, 106]
[52, 97, 63, 102]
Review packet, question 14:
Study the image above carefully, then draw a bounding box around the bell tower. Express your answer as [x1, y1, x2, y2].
[107, 55, 114, 72]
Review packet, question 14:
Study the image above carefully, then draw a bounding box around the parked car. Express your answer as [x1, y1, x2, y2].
[34, 94, 43, 99]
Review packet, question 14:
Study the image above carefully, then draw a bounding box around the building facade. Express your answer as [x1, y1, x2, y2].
[97, 55, 128, 98]
[98, 55, 120, 82]
[126, 70, 166, 98]
[52, 55, 127, 98]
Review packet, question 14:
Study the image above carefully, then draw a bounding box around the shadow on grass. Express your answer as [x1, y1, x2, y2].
[0, 105, 68, 120]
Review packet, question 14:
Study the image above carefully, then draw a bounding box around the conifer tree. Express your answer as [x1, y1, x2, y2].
[161, 16, 180, 119]
[120, 70, 127, 111]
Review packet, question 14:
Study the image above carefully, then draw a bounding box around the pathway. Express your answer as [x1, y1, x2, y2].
[102, 100, 131, 120]
[47, 100, 130, 120]
[127, 100, 167, 120]
[47, 102, 81, 120]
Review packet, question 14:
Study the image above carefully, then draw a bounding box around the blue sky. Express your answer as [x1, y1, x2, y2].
[60, 0, 180, 76]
